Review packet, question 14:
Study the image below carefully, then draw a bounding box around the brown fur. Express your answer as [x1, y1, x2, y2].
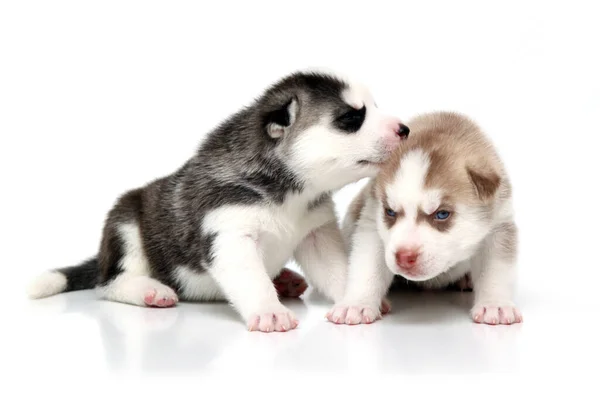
[382, 206, 405, 229]
[347, 183, 369, 224]
[416, 209, 454, 232]
[376, 111, 510, 207]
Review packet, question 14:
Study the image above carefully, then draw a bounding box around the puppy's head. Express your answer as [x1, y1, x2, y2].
[374, 112, 503, 281]
[258, 70, 408, 191]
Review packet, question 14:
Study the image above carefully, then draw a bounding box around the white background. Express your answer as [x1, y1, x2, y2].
[1, 0, 599, 397]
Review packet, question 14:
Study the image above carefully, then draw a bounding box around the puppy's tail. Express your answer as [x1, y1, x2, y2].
[27, 257, 99, 299]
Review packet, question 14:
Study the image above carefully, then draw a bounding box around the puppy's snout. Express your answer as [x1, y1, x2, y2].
[395, 248, 420, 270]
[396, 124, 410, 138]
[382, 119, 407, 150]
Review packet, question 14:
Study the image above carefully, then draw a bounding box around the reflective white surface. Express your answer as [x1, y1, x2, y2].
[10, 281, 598, 379]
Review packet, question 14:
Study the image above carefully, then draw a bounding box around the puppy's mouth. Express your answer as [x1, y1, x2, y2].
[357, 159, 384, 166]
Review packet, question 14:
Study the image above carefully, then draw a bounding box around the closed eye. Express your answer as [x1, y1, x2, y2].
[334, 106, 366, 133]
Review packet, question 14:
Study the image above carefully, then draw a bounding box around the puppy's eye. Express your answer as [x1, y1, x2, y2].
[335, 106, 366, 133]
[434, 210, 451, 220]
[385, 208, 397, 218]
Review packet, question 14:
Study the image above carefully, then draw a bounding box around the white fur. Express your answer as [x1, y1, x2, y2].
[342, 86, 368, 110]
[117, 223, 150, 276]
[97, 273, 177, 306]
[27, 271, 67, 299]
[328, 195, 394, 324]
[385, 149, 431, 212]
[201, 194, 348, 325]
[469, 225, 519, 323]
[96, 222, 158, 305]
[293, 220, 349, 302]
[287, 81, 403, 194]
[174, 266, 224, 301]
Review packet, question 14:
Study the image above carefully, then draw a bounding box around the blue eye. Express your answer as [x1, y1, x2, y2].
[435, 210, 451, 220]
[385, 208, 396, 217]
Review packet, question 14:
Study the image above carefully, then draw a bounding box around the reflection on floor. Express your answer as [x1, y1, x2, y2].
[18, 285, 548, 377]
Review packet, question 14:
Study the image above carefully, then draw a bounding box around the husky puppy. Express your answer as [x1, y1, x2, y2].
[328, 112, 521, 326]
[28, 70, 409, 332]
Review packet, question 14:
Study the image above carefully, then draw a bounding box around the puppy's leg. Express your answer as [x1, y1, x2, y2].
[97, 221, 178, 308]
[99, 274, 178, 307]
[470, 221, 522, 325]
[327, 218, 394, 325]
[294, 220, 349, 303]
[208, 233, 297, 333]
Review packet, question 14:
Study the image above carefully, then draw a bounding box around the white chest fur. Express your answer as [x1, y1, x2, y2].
[202, 194, 335, 277]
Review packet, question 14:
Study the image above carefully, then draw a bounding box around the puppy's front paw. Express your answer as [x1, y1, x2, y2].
[471, 302, 523, 325]
[326, 303, 381, 325]
[246, 306, 298, 333]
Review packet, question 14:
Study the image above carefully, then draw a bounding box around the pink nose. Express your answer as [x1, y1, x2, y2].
[395, 248, 419, 270]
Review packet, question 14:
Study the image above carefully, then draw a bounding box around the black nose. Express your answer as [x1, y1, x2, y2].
[397, 124, 410, 138]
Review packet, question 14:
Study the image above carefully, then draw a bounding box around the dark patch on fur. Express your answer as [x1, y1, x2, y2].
[56, 258, 99, 292]
[335, 105, 366, 133]
[263, 97, 294, 130]
[308, 192, 331, 211]
[96, 189, 143, 286]
[467, 167, 501, 201]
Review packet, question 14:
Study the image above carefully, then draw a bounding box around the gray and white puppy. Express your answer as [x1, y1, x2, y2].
[28, 70, 409, 332]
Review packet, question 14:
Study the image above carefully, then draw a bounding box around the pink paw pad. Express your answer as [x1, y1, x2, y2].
[247, 310, 298, 333]
[471, 304, 522, 325]
[326, 304, 381, 325]
[143, 289, 178, 308]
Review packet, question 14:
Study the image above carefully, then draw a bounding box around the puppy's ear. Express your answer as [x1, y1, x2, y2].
[265, 97, 298, 139]
[467, 166, 501, 201]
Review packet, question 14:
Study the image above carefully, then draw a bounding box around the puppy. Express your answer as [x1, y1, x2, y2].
[28, 70, 409, 332]
[328, 111, 521, 325]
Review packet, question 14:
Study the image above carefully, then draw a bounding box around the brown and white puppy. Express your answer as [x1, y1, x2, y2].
[327, 111, 522, 325]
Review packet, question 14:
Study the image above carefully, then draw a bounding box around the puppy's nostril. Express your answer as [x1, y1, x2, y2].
[395, 249, 419, 269]
[397, 124, 410, 138]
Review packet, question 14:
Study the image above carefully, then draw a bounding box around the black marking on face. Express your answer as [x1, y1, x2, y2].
[334, 105, 366, 133]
